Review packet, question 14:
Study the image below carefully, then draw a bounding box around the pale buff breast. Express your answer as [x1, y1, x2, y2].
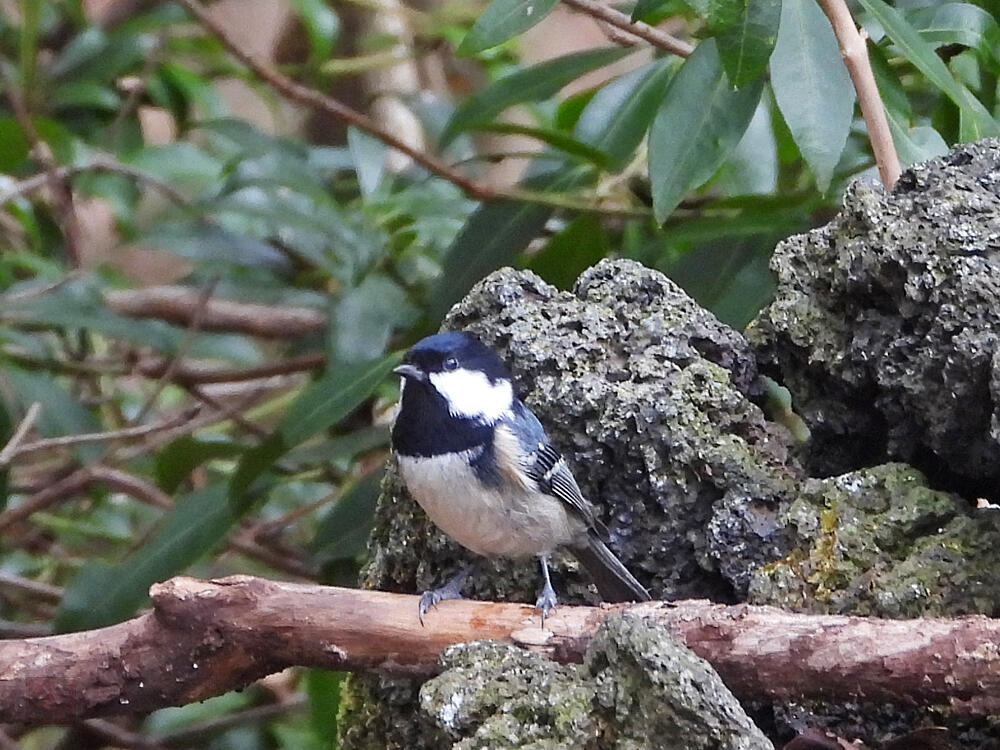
[396, 450, 582, 559]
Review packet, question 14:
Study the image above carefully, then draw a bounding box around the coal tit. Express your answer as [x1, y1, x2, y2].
[391, 331, 650, 623]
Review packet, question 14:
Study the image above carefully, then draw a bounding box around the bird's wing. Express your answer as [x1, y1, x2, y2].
[506, 400, 607, 535]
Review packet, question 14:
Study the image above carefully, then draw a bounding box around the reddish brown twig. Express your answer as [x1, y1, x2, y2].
[3, 575, 1000, 724]
[175, 0, 504, 202]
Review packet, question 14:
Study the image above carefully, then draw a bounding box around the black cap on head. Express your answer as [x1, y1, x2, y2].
[400, 331, 510, 382]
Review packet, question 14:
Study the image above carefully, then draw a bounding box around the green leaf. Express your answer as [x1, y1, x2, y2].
[331, 274, 417, 363]
[428, 164, 590, 321]
[715, 93, 778, 195]
[857, 0, 1000, 139]
[0, 118, 30, 172]
[632, 0, 675, 22]
[347, 126, 387, 198]
[0, 279, 215, 355]
[290, 0, 340, 63]
[311, 471, 383, 564]
[228, 353, 402, 504]
[574, 59, 675, 171]
[770, 0, 855, 191]
[51, 80, 121, 111]
[526, 213, 607, 289]
[907, 3, 1000, 67]
[457, 0, 559, 56]
[716, 0, 781, 87]
[56, 485, 235, 632]
[649, 40, 763, 222]
[154, 436, 245, 494]
[3, 366, 103, 463]
[465, 122, 612, 166]
[441, 47, 632, 145]
[306, 670, 343, 745]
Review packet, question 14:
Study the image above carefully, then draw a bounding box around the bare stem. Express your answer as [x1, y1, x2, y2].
[817, 0, 902, 189]
[0, 402, 41, 465]
[559, 0, 693, 57]
[4, 406, 201, 465]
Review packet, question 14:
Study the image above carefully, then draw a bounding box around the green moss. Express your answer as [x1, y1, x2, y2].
[749, 463, 1000, 618]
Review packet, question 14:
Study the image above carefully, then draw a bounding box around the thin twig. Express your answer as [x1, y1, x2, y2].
[0, 466, 93, 532]
[88, 465, 173, 508]
[176, 0, 504, 202]
[0, 402, 41, 466]
[134, 353, 326, 385]
[816, 0, 902, 189]
[156, 697, 306, 746]
[0, 571, 64, 603]
[0, 157, 191, 207]
[3, 406, 201, 465]
[559, 0, 694, 57]
[0, 67, 85, 265]
[132, 278, 219, 425]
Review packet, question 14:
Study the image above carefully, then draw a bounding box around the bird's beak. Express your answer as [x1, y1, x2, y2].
[393, 363, 426, 382]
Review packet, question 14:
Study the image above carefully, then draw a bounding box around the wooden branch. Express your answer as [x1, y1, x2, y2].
[817, 0, 902, 189]
[103, 287, 326, 338]
[559, 0, 694, 58]
[2, 575, 999, 725]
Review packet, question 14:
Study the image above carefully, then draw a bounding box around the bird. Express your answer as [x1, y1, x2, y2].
[390, 330, 650, 624]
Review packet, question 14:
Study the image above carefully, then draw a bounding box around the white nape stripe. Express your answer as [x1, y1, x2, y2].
[428, 369, 513, 423]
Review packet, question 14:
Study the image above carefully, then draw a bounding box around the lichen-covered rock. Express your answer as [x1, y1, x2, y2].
[587, 614, 772, 750]
[418, 615, 773, 750]
[747, 463, 1000, 617]
[365, 259, 799, 608]
[748, 140, 1000, 491]
[340, 259, 800, 749]
[419, 642, 597, 749]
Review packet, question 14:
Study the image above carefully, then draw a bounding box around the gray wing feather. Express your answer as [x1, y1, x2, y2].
[507, 400, 606, 535]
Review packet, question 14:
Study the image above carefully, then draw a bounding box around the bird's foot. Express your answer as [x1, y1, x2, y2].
[418, 566, 472, 626]
[535, 581, 558, 626]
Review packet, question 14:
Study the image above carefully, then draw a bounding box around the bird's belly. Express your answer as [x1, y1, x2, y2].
[397, 452, 577, 559]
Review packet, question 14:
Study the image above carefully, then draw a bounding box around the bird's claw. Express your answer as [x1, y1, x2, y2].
[535, 582, 558, 626]
[418, 567, 471, 626]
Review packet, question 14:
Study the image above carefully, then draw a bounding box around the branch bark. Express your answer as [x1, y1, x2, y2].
[559, 0, 694, 57]
[2, 575, 999, 725]
[103, 287, 326, 338]
[817, 0, 902, 189]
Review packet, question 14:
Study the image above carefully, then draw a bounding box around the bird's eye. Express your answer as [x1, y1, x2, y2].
[443, 357, 459, 371]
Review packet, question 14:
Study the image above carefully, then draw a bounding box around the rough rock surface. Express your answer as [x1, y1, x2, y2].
[748, 139, 1000, 493]
[747, 463, 1000, 617]
[339, 259, 798, 749]
[418, 615, 773, 750]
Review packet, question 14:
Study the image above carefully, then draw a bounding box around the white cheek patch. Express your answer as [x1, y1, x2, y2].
[429, 369, 513, 423]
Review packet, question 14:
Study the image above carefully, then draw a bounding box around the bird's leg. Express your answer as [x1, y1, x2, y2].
[419, 563, 477, 626]
[535, 555, 558, 625]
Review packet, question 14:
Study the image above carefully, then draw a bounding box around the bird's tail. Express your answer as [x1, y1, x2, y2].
[572, 534, 650, 603]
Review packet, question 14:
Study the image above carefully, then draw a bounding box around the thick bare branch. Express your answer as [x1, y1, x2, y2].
[104, 287, 326, 338]
[2, 575, 999, 725]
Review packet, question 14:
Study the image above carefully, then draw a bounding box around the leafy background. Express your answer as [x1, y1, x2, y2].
[0, 0, 998, 746]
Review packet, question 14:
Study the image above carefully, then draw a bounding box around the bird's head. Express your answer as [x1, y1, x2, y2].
[394, 331, 514, 423]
